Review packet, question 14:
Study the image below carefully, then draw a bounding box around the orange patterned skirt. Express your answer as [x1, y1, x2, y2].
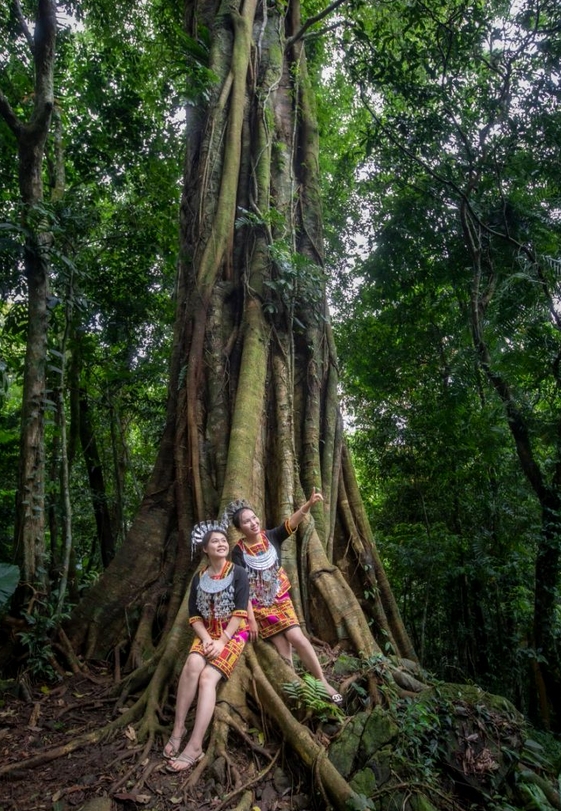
[190, 618, 249, 680]
[253, 595, 299, 639]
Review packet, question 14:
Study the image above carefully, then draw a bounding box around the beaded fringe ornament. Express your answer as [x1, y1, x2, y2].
[244, 544, 280, 607]
[190, 518, 228, 558]
[196, 565, 236, 620]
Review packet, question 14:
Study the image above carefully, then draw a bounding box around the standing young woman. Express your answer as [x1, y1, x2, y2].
[226, 490, 342, 704]
[163, 522, 249, 772]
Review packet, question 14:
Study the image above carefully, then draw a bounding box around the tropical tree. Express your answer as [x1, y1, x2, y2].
[0, 0, 58, 591]
[332, 0, 561, 726]
[59, 0, 419, 804]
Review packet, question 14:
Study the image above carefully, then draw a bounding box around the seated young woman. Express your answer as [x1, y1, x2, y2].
[226, 489, 342, 705]
[163, 521, 249, 772]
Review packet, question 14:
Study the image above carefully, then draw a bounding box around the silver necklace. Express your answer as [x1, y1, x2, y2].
[199, 567, 234, 593]
[243, 542, 278, 571]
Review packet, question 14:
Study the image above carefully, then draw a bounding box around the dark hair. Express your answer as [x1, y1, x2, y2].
[201, 528, 229, 550]
[232, 507, 252, 529]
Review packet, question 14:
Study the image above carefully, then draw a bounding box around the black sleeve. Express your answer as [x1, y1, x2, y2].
[231, 542, 244, 568]
[265, 523, 291, 554]
[233, 564, 250, 611]
[188, 573, 201, 617]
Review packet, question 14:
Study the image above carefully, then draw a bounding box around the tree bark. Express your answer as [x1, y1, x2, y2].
[1, 0, 57, 591]
[65, 0, 414, 795]
[78, 389, 116, 568]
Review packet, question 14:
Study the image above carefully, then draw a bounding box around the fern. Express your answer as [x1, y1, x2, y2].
[283, 673, 344, 722]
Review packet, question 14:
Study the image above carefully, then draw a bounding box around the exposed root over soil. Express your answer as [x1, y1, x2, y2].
[0, 664, 321, 811]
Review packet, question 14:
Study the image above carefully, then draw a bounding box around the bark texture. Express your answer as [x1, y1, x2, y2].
[0, 0, 57, 588]
[66, 0, 415, 804]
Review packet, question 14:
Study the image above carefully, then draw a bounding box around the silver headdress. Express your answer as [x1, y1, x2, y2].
[222, 499, 252, 525]
[191, 519, 228, 557]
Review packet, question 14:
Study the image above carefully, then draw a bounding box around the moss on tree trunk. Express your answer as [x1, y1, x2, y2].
[64, 0, 416, 805]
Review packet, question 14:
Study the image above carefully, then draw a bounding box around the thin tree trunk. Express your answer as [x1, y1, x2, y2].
[78, 390, 116, 568]
[55, 276, 74, 614]
[1, 0, 57, 591]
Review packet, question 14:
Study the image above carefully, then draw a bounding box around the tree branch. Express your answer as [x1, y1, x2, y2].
[360, 89, 538, 266]
[13, 0, 35, 53]
[462, 208, 549, 506]
[286, 0, 349, 49]
[0, 90, 22, 136]
[301, 19, 350, 43]
[32, 0, 57, 121]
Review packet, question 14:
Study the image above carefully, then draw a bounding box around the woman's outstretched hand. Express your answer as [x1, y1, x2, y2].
[307, 487, 323, 507]
[289, 487, 324, 530]
[302, 487, 323, 513]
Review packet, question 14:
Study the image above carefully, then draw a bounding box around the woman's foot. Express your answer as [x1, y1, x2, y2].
[322, 681, 343, 705]
[163, 732, 184, 759]
[166, 749, 204, 773]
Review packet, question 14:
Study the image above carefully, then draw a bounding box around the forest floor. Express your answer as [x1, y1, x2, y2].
[0, 664, 315, 811]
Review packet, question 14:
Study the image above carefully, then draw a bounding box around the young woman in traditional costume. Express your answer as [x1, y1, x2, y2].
[226, 489, 342, 705]
[163, 521, 249, 772]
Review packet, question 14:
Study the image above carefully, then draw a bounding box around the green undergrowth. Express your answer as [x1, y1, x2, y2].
[328, 652, 561, 811]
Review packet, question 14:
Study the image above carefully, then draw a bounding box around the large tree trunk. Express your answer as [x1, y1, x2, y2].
[68, 0, 410, 661]
[66, 0, 414, 801]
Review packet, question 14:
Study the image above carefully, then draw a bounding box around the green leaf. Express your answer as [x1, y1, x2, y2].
[0, 564, 20, 608]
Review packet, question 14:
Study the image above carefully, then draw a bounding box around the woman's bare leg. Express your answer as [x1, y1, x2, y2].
[269, 631, 293, 665]
[170, 665, 223, 770]
[164, 654, 206, 757]
[284, 626, 339, 697]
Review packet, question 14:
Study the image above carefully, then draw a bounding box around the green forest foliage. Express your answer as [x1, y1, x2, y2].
[0, 0, 181, 575]
[323, 0, 561, 713]
[2, 0, 561, 721]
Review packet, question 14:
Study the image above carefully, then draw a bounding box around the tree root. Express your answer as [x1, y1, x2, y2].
[217, 709, 273, 759]
[212, 749, 280, 811]
[231, 791, 253, 811]
[54, 695, 116, 720]
[0, 728, 110, 778]
[370, 780, 459, 810]
[109, 741, 159, 795]
[219, 747, 243, 791]
[391, 667, 427, 693]
[54, 626, 86, 675]
[246, 645, 357, 811]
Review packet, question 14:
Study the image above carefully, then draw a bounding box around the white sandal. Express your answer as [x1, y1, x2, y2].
[163, 733, 184, 759]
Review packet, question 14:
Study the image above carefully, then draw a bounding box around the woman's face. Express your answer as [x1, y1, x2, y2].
[203, 531, 229, 557]
[237, 508, 261, 538]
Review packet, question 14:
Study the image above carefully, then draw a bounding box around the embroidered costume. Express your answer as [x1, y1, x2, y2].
[231, 522, 300, 639]
[188, 561, 249, 679]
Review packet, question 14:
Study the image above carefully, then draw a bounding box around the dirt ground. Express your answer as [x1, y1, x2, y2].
[0, 666, 314, 811]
